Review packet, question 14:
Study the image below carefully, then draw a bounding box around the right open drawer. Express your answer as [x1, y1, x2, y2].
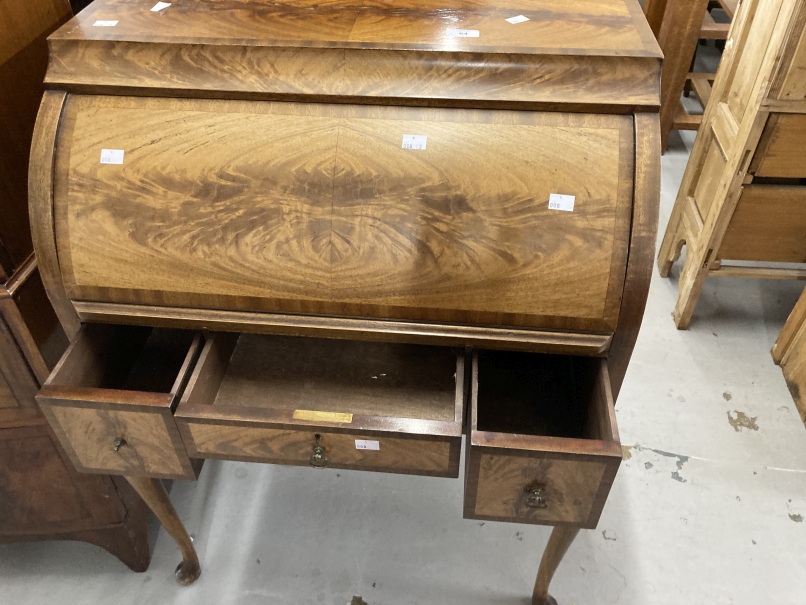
[464, 350, 621, 528]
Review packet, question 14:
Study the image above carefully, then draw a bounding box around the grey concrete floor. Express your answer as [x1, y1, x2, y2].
[3, 127, 806, 605]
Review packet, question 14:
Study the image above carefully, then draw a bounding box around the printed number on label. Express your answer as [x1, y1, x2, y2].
[548, 193, 575, 212]
[402, 134, 427, 150]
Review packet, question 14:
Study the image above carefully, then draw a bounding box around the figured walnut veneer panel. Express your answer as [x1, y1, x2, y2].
[46, 405, 185, 477]
[474, 453, 606, 524]
[53, 0, 656, 55]
[55, 96, 633, 331]
[185, 423, 453, 475]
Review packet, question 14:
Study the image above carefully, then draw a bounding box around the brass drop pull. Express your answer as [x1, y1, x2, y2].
[525, 486, 548, 509]
[113, 437, 127, 452]
[309, 434, 328, 468]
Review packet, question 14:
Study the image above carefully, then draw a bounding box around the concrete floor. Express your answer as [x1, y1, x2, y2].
[3, 115, 806, 605]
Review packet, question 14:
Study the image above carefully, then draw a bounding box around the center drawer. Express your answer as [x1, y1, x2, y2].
[174, 334, 465, 477]
[464, 350, 621, 528]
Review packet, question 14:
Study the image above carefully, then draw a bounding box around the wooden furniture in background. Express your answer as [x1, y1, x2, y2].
[658, 0, 806, 329]
[644, 0, 712, 150]
[678, 0, 737, 132]
[29, 0, 662, 602]
[0, 0, 150, 568]
[644, 0, 737, 148]
[773, 287, 806, 425]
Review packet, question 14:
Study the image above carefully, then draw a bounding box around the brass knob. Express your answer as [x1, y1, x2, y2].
[309, 434, 328, 468]
[113, 437, 127, 452]
[525, 486, 547, 509]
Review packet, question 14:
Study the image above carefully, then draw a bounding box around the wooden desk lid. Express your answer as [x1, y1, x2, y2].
[45, 0, 661, 111]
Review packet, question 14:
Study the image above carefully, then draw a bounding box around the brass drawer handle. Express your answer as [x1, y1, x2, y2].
[309, 434, 328, 468]
[113, 437, 127, 452]
[525, 486, 548, 509]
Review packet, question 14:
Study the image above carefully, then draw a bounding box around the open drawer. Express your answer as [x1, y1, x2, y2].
[37, 324, 204, 480]
[175, 333, 464, 477]
[464, 350, 621, 528]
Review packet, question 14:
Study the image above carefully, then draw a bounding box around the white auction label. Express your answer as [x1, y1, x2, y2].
[548, 193, 575, 212]
[505, 15, 530, 24]
[355, 440, 380, 451]
[402, 134, 427, 150]
[151, 1, 171, 11]
[93, 20, 118, 26]
[446, 28, 479, 38]
[100, 149, 125, 164]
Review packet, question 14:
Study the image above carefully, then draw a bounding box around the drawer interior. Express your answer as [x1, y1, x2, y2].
[203, 334, 459, 422]
[475, 350, 613, 442]
[175, 333, 464, 476]
[47, 324, 198, 402]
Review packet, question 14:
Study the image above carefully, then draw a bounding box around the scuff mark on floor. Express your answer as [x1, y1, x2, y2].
[626, 444, 689, 482]
[677, 395, 686, 402]
[727, 411, 759, 432]
[644, 462, 653, 469]
[723, 391, 732, 401]
[602, 530, 617, 541]
[789, 514, 803, 523]
[621, 445, 632, 460]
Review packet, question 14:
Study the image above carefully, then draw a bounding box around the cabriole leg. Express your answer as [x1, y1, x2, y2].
[124, 476, 200, 585]
[532, 525, 580, 605]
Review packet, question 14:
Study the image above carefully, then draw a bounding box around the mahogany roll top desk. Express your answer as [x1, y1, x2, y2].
[28, 0, 661, 602]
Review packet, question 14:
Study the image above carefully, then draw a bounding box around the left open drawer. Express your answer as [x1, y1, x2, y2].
[37, 324, 205, 479]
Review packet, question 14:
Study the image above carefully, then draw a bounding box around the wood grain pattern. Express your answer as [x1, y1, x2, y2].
[752, 113, 806, 177]
[653, 0, 711, 150]
[608, 113, 660, 399]
[532, 525, 580, 605]
[44, 405, 187, 477]
[37, 324, 203, 478]
[464, 351, 621, 528]
[55, 0, 656, 54]
[0, 0, 71, 65]
[53, 96, 633, 333]
[0, 0, 153, 569]
[0, 22, 57, 277]
[472, 452, 606, 524]
[183, 422, 457, 477]
[175, 332, 463, 477]
[73, 301, 613, 355]
[775, 7, 806, 100]
[0, 314, 39, 411]
[0, 257, 69, 383]
[719, 186, 806, 262]
[0, 424, 132, 535]
[29, 90, 81, 337]
[43, 0, 661, 111]
[0, 0, 71, 277]
[211, 335, 459, 421]
[657, 0, 804, 329]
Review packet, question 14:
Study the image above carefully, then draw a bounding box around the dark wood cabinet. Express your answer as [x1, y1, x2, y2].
[0, 0, 150, 569]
